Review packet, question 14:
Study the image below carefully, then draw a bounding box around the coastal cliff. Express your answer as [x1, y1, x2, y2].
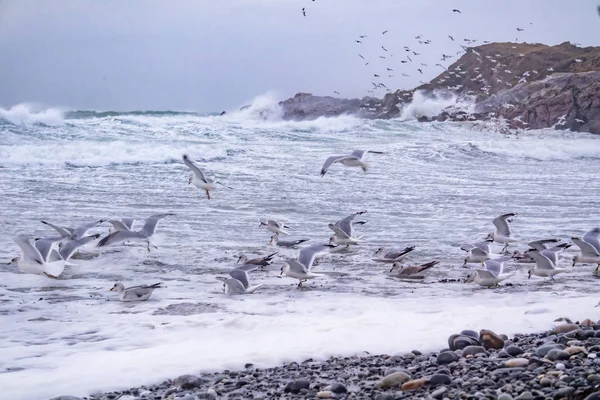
[279, 42, 600, 134]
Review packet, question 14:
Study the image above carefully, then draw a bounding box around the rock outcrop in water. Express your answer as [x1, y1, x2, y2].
[279, 42, 600, 134]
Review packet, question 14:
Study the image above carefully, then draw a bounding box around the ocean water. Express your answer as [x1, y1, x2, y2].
[1, 98, 600, 400]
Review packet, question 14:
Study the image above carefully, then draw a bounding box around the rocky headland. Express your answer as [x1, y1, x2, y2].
[279, 42, 600, 134]
[56, 318, 600, 400]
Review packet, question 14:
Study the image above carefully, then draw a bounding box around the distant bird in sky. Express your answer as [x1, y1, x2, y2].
[359, 35, 368, 38]
[417, 69, 423, 74]
[435, 63, 446, 69]
[373, 74, 380, 77]
[355, 40, 362, 43]
[379, 56, 386, 59]
[415, 35, 422, 39]
[452, 9, 461, 13]
[382, 30, 389, 34]
[333, 91, 340, 95]
[407, 55, 413, 62]
[386, 67, 394, 71]
[381, 46, 388, 51]
[365, 62, 369, 66]
[448, 35, 455, 41]
[401, 73, 409, 77]
[516, 27, 524, 31]
[302, 8, 306, 17]
[401, 60, 407, 63]
[358, 54, 365, 59]
[413, 51, 420, 56]
[420, 63, 428, 67]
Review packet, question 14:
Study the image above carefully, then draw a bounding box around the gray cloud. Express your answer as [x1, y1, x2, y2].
[0, 0, 598, 111]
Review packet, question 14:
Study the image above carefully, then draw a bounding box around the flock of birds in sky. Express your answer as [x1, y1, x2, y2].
[8, 152, 600, 301]
[298, 5, 538, 96]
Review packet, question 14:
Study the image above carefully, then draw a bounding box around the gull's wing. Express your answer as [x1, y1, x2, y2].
[121, 218, 135, 230]
[400, 261, 438, 275]
[59, 234, 100, 260]
[473, 240, 493, 252]
[471, 247, 490, 258]
[321, 155, 350, 177]
[108, 220, 131, 232]
[386, 246, 415, 260]
[140, 213, 175, 236]
[351, 150, 384, 159]
[582, 228, 600, 254]
[97, 230, 146, 247]
[483, 259, 506, 277]
[527, 250, 556, 270]
[287, 259, 309, 274]
[72, 219, 105, 239]
[229, 268, 251, 289]
[122, 287, 156, 300]
[217, 277, 248, 295]
[527, 238, 560, 251]
[475, 268, 497, 280]
[41, 221, 72, 238]
[543, 242, 571, 254]
[334, 211, 367, 237]
[15, 236, 44, 264]
[298, 244, 333, 269]
[492, 213, 516, 236]
[328, 223, 350, 238]
[34, 237, 62, 262]
[182, 154, 208, 183]
[572, 237, 600, 257]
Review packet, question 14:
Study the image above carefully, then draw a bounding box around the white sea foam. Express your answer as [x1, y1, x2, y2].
[400, 90, 474, 120]
[0, 103, 65, 126]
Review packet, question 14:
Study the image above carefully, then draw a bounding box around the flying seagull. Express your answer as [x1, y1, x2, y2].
[333, 91, 340, 95]
[382, 30, 388, 34]
[452, 9, 461, 13]
[448, 35, 454, 41]
[320, 150, 384, 177]
[358, 54, 365, 59]
[302, 8, 306, 17]
[381, 45, 388, 51]
[183, 154, 231, 200]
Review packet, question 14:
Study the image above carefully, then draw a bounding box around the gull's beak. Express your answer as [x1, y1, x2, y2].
[109, 287, 115, 291]
[572, 262, 576, 267]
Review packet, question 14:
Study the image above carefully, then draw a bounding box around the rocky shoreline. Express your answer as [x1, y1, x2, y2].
[277, 42, 600, 134]
[54, 318, 600, 400]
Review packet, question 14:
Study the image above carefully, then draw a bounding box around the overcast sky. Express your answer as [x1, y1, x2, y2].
[0, 0, 599, 112]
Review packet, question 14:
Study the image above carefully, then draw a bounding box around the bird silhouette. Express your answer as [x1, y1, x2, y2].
[386, 67, 394, 71]
[417, 69, 423, 74]
[358, 54, 365, 59]
[382, 30, 388, 34]
[452, 9, 461, 13]
[373, 74, 380, 77]
[448, 35, 454, 41]
[516, 28, 524, 31]
[333, 91, 340, 95]
[381, 46, 388, 51]
[302, 8, 306, 16]
[355, 40, 362, 43]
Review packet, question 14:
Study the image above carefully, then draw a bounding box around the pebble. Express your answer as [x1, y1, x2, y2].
[584, 393, 600, 400]
[506, 345, 524, 357]
[553, 386, 574, 398]
[504, 358, 529, 368]
[437, 351, 459, 365]
[581, 318, 595, 327]
[554, 324, 579, 334]
[317, 391, 333, 398]
[401, 378, 429, 391]
[429, 373, 452, 385]
[448, 334, 480, 350]
[565, 346, 587, 356]
[431, 386, 448, 399]
[515, 391, 534, 400]
[461, 330, 480, 340]
[328, 383, 347, 394]
[498, 394, 514, 400]
[556, 363, 565, 370]
[540, 377, 552, 387]
[375, 395, 395, 400]
[374, 371, 411, 389]
[546, 349, 570, 361]
[172, 375, 204, 390]
[462, 345, 487, 357]
[480, 329, 505, 350]
[535, 344, 562, 357]
[284, 379, 310, 394]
